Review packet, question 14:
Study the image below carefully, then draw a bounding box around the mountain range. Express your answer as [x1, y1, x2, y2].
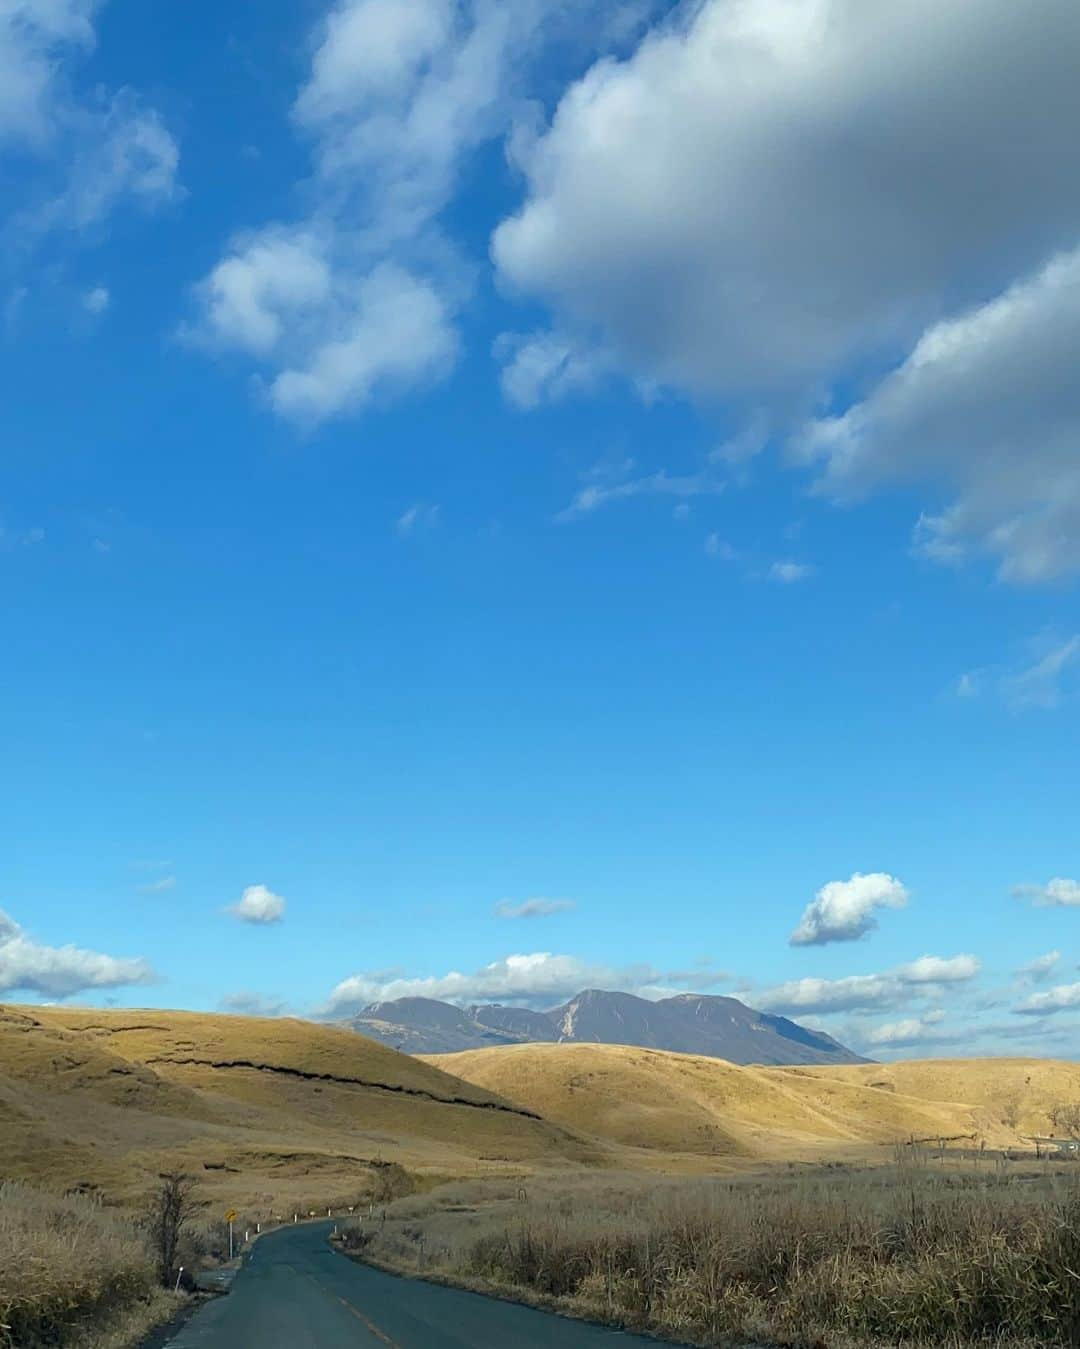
[344, 988, 868, 1066]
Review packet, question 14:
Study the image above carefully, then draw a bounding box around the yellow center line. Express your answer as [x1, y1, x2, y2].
[300, 1268, 405, 1348]
[335, 1294, 405, 1347]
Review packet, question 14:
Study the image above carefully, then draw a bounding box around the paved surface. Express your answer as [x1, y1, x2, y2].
[165, 1222, 673, 1348]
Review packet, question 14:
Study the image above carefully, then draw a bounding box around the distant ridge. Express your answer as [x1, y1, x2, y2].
[343, 987, 868, 1066]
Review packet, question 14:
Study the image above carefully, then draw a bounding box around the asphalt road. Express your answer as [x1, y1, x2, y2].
[165, 1222, 674, 1348]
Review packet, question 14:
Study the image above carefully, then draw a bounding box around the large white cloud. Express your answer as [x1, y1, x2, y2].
[760, 954, 981, 1015]
[790, 872, 908, 946]
[190, 0, 646, 425]
[0, 907, 156, 999]
[802, 250, 1080, 582]
[493, 0, 1080, 580]
[324, 950, 704, 1015]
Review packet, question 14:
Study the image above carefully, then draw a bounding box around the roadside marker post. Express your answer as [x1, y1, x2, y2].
[225, 1209, 238, 1261]
[174, 1266, 184, 1293]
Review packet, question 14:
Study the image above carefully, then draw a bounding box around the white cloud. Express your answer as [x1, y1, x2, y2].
[1014, 982, 1080, 1017]
[556, 468, 725, 522]
[396, 500, 440, 535]
[704, 533, 736, 561]
[790, 872, 909, 947]
[895, 954, 980, 985]
[955, 672, 980, 699]
[82, 284, 108, 313]
[191, 0, 634, 425]
[137, 875, 175, 896]
[325, 950, 661, 1014]
[761, 953, 980, 1015]
[0, 0, 97, 147]
[219, 991, 288, 1018]
[496, 330, 607, 408]
[1014, 877, 1080, 908]
[1, 10, 178, 245]
[494, 897, 576, 919]
[1016, 951, 1061, 983]
[0, 907, 156, 999]
[227, 884, 286, 926]
[1002, 637, 1080, 710]
[494, 0, 1080, 582]
[864, 1011, 949, 1048]
[768, 561, 813, 584]
[804, 250, 1080, 583]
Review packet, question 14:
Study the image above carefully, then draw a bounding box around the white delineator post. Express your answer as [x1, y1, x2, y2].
[174, 1266, 184, 1293]
[229, 1220, 234, 1261]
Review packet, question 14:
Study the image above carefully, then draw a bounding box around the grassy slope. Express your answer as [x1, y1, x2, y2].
[428, 1042, 1080, 1161]
[0, 1005, 604, 1210]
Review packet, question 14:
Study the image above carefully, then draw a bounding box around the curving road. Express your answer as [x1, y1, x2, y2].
[164, 1222, 674, 1348]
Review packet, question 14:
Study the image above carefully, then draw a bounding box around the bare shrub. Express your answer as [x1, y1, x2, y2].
[146, 1172, 201, 1288]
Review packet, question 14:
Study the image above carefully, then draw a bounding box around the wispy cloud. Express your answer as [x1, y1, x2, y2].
[768, 560, 813, 584]
[760, 954, 980, 1015]
[1014, 981, 1080, 1017]
[494, 898, 577, 920]
[396, 502, 440, 536]
[1015, 951, 1061, 983]
[219, 991, 288, 1018]
[137, 875, 176, 896]
[556, 468, 725, 522]
[1002, 635, 1080, 710]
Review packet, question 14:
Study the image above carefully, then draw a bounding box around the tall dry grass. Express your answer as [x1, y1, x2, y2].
[358, 1159, 1080, 1346]
[0, 1182, 175, 1348]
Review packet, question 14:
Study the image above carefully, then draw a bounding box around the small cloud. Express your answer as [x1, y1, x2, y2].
[769, 560, 813, 583]
[396, 503, 440, 536]
[92, 538, 112, 554]
[790, 872, 909, 946]
[83, 286, 110, 314]
[1002, 635, 1080, 710]
[896, 954, 980, 984]
[494, 897, 577, 920]
[1014, 877, 1080, 907]
[556, 468, 725, 522]
[227, 884, 286, 925]
[1014, 981, 1080, 1017]
[704, 532, 737, 561]
[672, 503, 690, 522]
[1016, 951, 1061, 982]
[0, 525, 45, 551]
[138, 875, 176, 896]
[955, 671, 980, 699]
[864, 1012, 952, 1048]
[220, 991, 288, 1017]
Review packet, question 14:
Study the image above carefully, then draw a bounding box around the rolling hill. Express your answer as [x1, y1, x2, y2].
[345, 988, 867, 1065]
[0, 1004, 603, 1210]
[428, 1042, 1080, 1162]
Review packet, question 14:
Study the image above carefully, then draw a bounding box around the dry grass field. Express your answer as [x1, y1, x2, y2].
[352, 1159, 1080, 1347]
[0, 1182, 180, 1349]
[0, 1004, 603, 1217]
[430, 1042, 1080, 1162]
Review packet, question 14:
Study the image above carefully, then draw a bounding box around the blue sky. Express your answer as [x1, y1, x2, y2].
[2, 0, 1079, 1060]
